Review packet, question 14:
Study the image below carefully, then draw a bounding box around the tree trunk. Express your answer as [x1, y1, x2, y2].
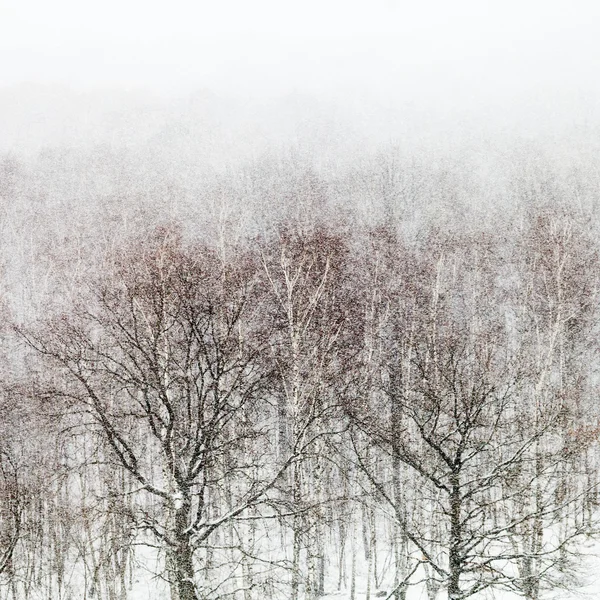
[350, 519, 357, 600]
[170, 501, 198, 600]
[448, 471, 462, 600]
[171, 544, 197, 600]
[291, 462, 302, 600]
[390, 366, 407, 600]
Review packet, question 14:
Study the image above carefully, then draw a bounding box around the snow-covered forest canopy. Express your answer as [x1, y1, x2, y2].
[3, 2, 600, 600]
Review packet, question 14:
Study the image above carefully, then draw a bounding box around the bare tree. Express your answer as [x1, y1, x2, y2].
[0, 448, 22, 584]
[260, 222, 357, 600]
[348, 228, 595, 600]
[21, 227, 303, 600]
[503, 205, 600, 600]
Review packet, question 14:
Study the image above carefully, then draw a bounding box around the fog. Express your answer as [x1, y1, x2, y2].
[2, 0, 600, 126]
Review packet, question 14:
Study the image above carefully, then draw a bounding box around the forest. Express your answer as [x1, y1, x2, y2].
[0, 87, 599, 600]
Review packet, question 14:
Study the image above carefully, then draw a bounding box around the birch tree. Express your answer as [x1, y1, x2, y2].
[260, 223, 356, 600]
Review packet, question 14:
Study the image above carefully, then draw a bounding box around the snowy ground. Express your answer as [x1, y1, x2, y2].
[317, 537, 600, 600]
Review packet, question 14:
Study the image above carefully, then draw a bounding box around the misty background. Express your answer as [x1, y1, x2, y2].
[1, 0, 599, 322]
[1, 0, 600, 152]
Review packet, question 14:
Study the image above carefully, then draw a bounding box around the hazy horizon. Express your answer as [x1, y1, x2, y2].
[2, 0, 599, 101]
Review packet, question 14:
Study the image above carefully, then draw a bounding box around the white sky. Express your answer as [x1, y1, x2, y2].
[1, 0, 599, 101]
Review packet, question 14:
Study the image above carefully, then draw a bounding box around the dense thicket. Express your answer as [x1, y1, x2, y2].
[0, 133, 600, 600]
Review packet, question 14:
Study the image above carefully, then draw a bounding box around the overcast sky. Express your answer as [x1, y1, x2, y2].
[1, 0, 599, 99]
[0, 0, 600, 144]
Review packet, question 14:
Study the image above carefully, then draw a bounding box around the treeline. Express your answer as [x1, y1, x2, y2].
[0, 200, 597, 600]
[0, 134, 600, 600]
